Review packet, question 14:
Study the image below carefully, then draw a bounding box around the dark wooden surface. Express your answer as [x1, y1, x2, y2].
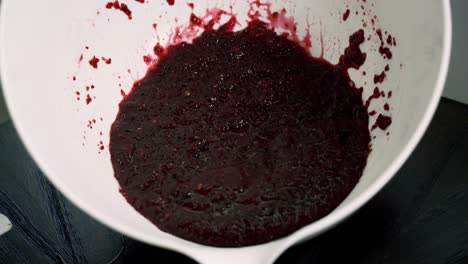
[0, 98, 467, 264]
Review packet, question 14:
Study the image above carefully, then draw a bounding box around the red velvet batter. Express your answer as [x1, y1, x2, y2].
[110, 21, 371, 247]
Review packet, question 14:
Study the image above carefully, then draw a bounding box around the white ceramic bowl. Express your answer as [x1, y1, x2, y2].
[0, 0, 451, 263]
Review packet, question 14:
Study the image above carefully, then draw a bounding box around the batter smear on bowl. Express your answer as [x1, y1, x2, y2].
[110, 20, 371, 247]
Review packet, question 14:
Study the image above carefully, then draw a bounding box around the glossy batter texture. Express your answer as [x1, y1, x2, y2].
[110, 21, 370, 247]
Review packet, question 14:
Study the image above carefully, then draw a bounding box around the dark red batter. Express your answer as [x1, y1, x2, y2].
[110, 21, 371, 247]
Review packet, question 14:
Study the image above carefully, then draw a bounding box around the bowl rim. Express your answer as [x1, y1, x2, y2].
[0, 0, 452, 260]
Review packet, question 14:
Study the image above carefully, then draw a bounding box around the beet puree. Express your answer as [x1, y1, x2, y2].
[110, 21, 371, 247]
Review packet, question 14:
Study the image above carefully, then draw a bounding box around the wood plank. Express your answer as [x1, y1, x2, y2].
[0, 123, 124, 264]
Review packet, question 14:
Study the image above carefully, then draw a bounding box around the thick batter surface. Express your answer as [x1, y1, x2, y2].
[110, 21, 370, 247]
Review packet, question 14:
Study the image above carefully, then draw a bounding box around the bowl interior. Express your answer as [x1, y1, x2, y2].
[0, 0, 449, 259]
